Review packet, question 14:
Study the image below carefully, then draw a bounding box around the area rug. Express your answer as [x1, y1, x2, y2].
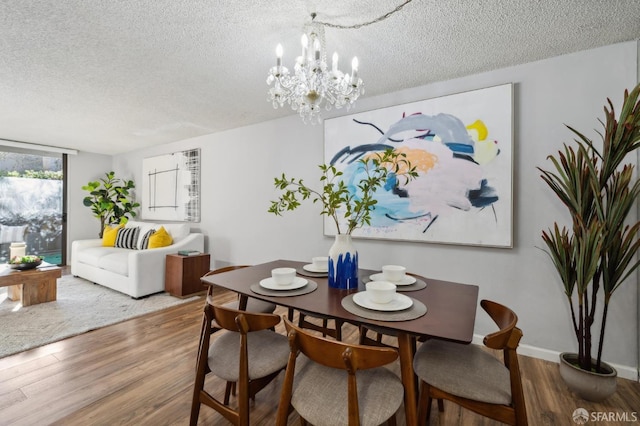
[0, 274, 200, 358]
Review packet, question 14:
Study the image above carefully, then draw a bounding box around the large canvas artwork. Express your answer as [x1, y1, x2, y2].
[142, 148, 201, 222]
[324, 84, 513, 247]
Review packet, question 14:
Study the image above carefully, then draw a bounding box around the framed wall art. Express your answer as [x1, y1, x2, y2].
[141, 148, 200, 222]
[323, 83, 513, 248]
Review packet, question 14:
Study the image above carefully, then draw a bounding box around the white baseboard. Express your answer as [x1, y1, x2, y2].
[471, 334, 639, 382]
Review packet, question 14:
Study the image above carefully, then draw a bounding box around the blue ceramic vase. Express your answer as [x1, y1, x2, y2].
[328, 234, 358, 289]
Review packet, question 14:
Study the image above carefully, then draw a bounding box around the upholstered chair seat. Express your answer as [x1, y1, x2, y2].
[209, 329, 289, 382]
[290, 355, 404, 426]
[413, 339, 511, 405]
[222, 298, 277, 314]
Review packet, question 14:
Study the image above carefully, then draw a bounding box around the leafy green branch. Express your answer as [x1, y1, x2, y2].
[82, 171, 140, 237]
[269, 149, 418, 234]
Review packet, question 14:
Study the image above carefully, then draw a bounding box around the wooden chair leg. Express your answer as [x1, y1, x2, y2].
[224, 381, 233, 405]
[417, 380, 429, 426]
[321, 319, 328, 337]
[189, 392, 202, 426]
[190, 312, 210, 426]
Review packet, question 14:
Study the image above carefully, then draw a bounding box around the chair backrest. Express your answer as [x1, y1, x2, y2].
[481, 299, 519, 350]
[481, 299, 526, 426]
[285, 316, 398, 370]
[277, 316, 399, 425]
[211, 303, 281, 334]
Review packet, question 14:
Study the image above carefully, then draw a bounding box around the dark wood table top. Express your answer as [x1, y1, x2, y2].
[201, 259, 479, 344]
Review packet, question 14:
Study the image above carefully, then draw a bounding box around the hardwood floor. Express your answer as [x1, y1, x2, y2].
[0, 288, 638, 426]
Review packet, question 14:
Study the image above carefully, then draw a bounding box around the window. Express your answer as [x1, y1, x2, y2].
[0, 149, 66, 265]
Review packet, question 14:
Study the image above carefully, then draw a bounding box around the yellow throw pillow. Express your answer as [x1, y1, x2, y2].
[148, 226, 173, 249]
[102, 224, 123, 247]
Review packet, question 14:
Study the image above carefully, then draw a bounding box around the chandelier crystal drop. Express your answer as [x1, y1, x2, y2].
[266, 16, 364, 124]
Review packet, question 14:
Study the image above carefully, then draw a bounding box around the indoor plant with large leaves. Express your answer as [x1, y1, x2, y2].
[82, 171, 141, 238]
[539, 83, 640, 401]
[269, 148, 417, 289]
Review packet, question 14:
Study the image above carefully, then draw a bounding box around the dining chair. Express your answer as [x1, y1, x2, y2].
[412, 299, 527, 426]
[296, 310, 345, 341]
[276, 316, 404, 426]
[203, 266, 277, 314]
[190, 303, 290, 426]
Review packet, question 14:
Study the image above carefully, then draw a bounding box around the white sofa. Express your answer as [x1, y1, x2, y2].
[71, 221, 205, 298]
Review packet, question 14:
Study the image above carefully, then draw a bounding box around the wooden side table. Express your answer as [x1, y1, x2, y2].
[165, 253, 211, 297]
[0, 266, 61, 306]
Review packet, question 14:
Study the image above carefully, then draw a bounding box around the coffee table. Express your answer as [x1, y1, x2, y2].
[0, 266, 62, 306]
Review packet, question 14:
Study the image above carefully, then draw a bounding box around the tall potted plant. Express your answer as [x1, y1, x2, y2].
[82, 171, 141, 238]
[269, 148, 417, 289]
[538, 83, 640, 401]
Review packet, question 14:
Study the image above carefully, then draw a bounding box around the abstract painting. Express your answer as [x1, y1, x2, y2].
[323, 84, 513, 247]
[141, 148, 200, 222]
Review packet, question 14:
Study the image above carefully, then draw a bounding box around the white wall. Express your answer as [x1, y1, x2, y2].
[66, 151, 113, 259]
[110, 41, 639, 377]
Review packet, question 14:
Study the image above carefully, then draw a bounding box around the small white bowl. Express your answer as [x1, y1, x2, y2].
[271, 267, 297, 285]
[366, 281, 397, 304]
[382, 265, 406, 283]
[311, 256, 328, 271]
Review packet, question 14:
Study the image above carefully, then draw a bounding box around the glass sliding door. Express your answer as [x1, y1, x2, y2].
[0, 149, 66, 265]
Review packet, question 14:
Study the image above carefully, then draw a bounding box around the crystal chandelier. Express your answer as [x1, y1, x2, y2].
[267, 14, 364, 125]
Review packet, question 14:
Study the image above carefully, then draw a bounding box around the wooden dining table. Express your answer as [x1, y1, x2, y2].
[200, 259, 479, 426]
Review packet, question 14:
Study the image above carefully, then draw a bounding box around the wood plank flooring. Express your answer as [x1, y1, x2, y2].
[0, 288, 638, 425]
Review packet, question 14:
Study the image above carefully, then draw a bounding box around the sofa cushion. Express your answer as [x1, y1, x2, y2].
[76, 246, 130, 268]
[97, 251, 130, 276]
[163, 223, 190, 243]
[102, 224, 123, 247]
[115, 226, 139, 249]
[148, 226, 173, 248]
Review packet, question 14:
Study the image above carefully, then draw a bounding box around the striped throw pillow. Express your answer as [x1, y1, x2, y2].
[115, 227, 140, 249]
[139, 228, 156, 250]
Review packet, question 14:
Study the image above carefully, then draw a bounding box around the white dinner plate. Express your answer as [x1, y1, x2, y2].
[369, 273, 417, 286]
[303, 264, 328, 273]
[352, 292, 414, 312]
[259, 276, 308, 291]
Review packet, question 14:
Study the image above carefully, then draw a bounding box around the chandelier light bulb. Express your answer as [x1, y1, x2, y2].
[332, 52, 338, 72]
[276, 44, 283, 67]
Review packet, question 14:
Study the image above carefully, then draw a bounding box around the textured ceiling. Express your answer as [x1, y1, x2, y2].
[0, 0, 639, 155]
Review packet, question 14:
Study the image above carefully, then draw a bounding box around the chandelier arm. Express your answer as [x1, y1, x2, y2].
[314, 0, 413, 30]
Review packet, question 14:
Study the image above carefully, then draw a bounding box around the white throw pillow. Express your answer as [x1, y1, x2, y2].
[162, 223, 190, 243]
